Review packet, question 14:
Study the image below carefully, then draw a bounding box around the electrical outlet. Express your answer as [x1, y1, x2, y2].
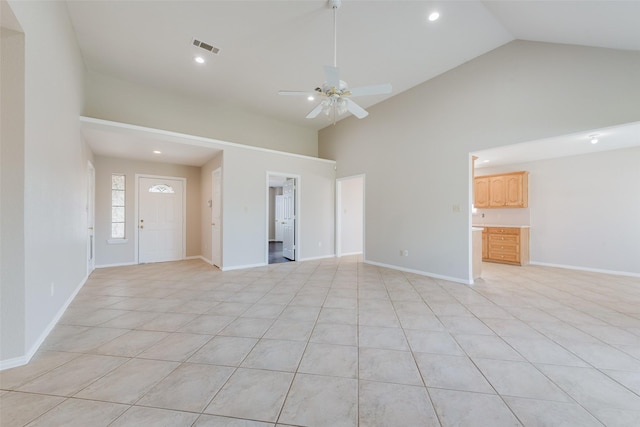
[452, 204, 461, 213]
[400, 249, 409, 257]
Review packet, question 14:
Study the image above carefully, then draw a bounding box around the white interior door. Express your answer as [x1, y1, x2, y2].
[87, 162, 95, 274]
[282, 178, 296, 260]
[138, 177, 184, 263]
[275, 194, 284, 241]
[211, 168, 222, 268]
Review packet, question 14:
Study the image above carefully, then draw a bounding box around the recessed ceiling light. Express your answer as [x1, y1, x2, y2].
[482, 159, 490, 163]
[194, 56, 205, 64]
[307, 95, 315, 101]
[153, 150, 162, 154]
[589, 134, 599, 144]
[428, 11, 440, 22]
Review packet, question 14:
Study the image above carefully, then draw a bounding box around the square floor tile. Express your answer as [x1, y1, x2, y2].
[26, 398, 128, 427]
[359, 348, 423, 386]
[204, 368, 293, 422]
[137, 363, 234, 412]
[240, 339, 306, 372]
[0, 391, 64, 426]
[188, 336, 257, 366]
[359, 380, 438, 427]
[429, 388, 521, 427]
[18, 354, 127, 396]
[279, 374, 357, 427]
[110, 406, 199, 426]
[75, 358, 179, 404]
[414, 353, 494, 393]
[298, 343, 358, 378]
[504, 396, 602, 427]
[474, 358, 570, 402]
[193, 414, 274, 426]
[310, 323, 358, 346]
[137, 332, 211, 361]
[359, 325, 409, 350]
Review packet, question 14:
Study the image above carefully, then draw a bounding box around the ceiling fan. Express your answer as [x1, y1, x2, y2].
[279, 0, 392, 122]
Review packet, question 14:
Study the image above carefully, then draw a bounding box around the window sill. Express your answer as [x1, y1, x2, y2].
[107, 239, 129, 245]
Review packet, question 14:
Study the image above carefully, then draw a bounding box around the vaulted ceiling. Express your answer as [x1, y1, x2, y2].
[66, 1, 640, 131]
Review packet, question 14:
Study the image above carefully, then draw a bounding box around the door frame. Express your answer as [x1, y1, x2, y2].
[87, 161, 96, 275]
[134, 174, 187, 264]
[211, 167, 222, 268]
[336, 174, 365, 258]
[265, 171, 301, 264]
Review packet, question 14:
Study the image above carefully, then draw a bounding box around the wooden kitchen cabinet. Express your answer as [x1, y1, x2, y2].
[485, 227, 529, 266]
[474, 171, 528, 208]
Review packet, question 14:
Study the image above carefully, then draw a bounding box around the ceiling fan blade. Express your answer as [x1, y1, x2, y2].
[278, 90, 316, 96]
[349, 83, 392, 97]
[306, 103, 324, 119]
[345, 98, 368, 119]
[324, 66, 340, 88]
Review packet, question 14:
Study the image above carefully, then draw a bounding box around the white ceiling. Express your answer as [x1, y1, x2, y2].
[473, 121, 640, 169]
[67, 1, 640, 165]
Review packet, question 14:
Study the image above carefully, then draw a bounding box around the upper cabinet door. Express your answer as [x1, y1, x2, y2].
[505, 174, 527, 207]
[474, 177, 489, 208]
[489, 176, 506, 207]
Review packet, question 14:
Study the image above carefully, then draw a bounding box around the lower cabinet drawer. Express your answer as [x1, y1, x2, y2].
[488, 252, 520, 263]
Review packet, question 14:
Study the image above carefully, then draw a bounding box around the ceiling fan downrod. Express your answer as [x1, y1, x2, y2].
[329, 0, 341, 68]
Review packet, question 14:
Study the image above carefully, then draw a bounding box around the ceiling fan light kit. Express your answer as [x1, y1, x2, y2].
[278, 0, 392, 124]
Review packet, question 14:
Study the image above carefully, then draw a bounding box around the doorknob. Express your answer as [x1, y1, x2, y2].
[88, 227, 93, 230]
[211, 223, 215, 226]
[139, 225, 144, 229]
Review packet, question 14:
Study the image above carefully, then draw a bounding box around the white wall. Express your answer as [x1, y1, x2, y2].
[338, 176, 364, 256]
[84, 70, 319, 157]
[221, 147, 336, 269]
[94, 156, 203, 267]
[1, 0, 93, 368]
[476, 147, 640, 275]
[319, 41, 640, 283]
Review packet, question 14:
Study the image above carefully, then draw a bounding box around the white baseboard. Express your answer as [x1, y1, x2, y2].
[529, 261, 640, 278]
[338, 251, 363, 257]
[0, 274, 89, 371]
[364, 259, 472, 285]
[95, 261, 137, 269]
[221, 262, 266, 272]
[298, 254, 336, 262]
[184, 255, 212, 264]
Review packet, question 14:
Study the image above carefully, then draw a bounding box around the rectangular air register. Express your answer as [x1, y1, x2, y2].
[192, 38, 220, 55]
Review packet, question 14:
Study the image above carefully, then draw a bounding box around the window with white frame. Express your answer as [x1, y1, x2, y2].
[111, 174, 126, 239]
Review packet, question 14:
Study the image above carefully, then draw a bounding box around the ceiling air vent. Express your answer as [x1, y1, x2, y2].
[192, 38, 220, 55]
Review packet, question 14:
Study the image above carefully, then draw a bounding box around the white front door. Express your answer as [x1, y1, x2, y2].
[275, 194, 284, 241]
[87, 162, 95, 274]
[138, 177, 184, 263]
[211, 168, 222, 268]
[282, 178, 296, 260]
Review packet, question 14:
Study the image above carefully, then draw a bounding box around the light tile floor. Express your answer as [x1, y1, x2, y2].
[2, 258, 640, 426]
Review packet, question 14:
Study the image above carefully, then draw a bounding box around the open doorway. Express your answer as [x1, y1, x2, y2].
[336, 175, 364, 257]
[267, 173, 299, 264]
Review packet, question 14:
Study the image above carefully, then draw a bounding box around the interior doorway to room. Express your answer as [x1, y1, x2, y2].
[267, 174, 298, 264]
[336, 175, 364, 257]
[137, 175, 186, 264]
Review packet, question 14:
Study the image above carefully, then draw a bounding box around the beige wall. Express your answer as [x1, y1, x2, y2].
[2, 0, 92, 367]
[94, 156, 203, 266]
[1, 8, 26, 363]
[84, 70, 319, 157]
[319, 41, 640, 283]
